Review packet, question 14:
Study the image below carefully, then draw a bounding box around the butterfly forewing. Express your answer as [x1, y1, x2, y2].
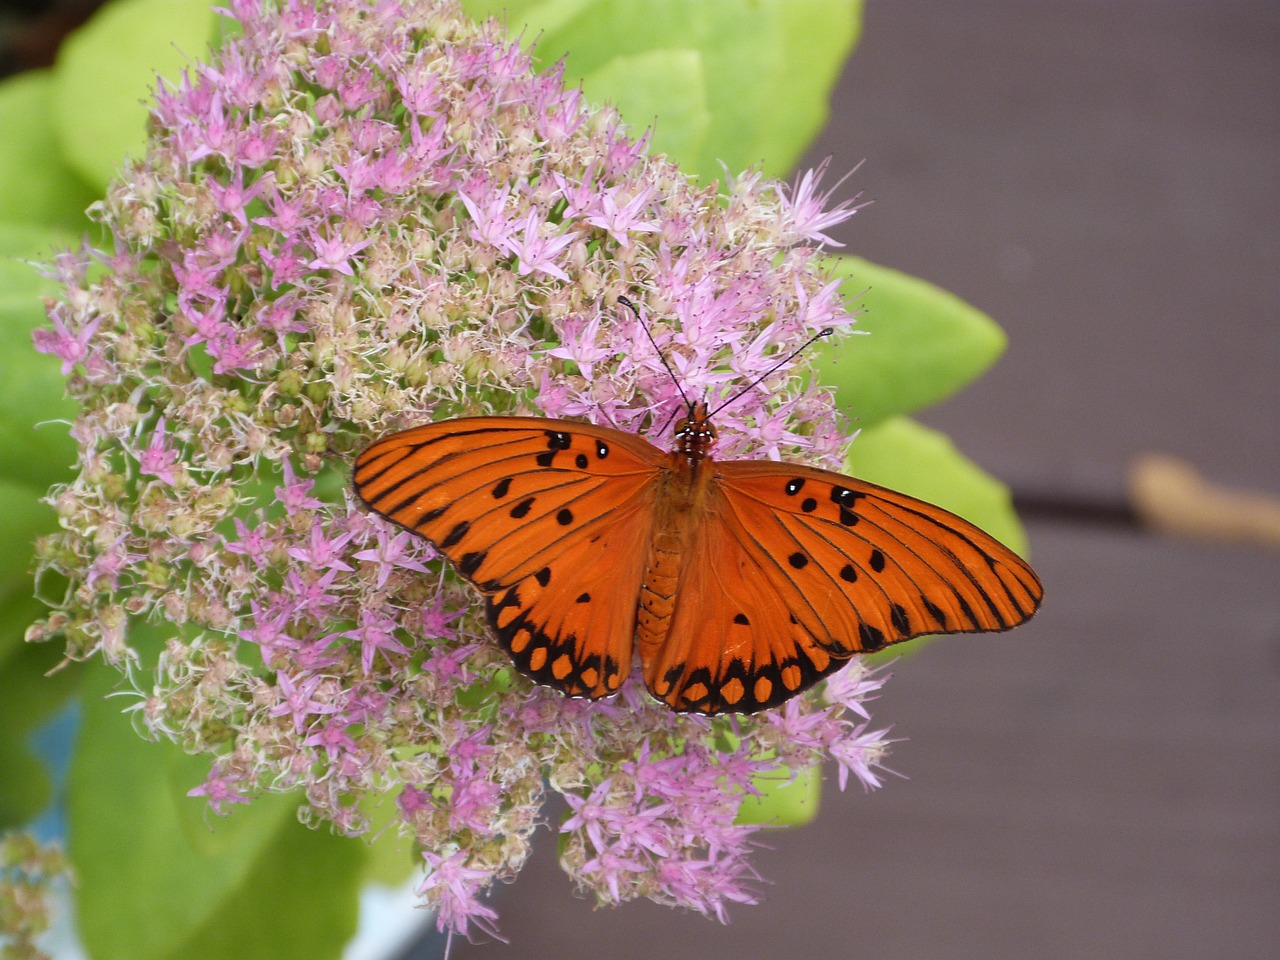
[353, 417, 664, 698]
[716, 460, 1043, 651]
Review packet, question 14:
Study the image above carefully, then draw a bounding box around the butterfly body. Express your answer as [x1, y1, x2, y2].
[635, 408, 719, 663]
[353, 405, 1042, 714]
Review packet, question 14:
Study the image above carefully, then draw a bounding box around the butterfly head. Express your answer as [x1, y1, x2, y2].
[673, 401, 718, 455]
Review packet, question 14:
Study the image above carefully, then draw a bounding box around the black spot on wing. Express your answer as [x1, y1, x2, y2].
[677, 666, 714, 708]
[491, 477, 511, 499]
[483, 576, 621, 699]
[859, 623, 886, 651]
[923, 597, 948, 628]
[458, 551, 485, 578]
[510, 497, 535, 519]
[830, 485, 867, 508]
[890, 603, 910, 634]
[662, 663, 685, 689]
[441, 520, 470, 548]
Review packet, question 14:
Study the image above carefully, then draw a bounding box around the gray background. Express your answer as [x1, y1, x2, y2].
[447, 3, 1280, 958]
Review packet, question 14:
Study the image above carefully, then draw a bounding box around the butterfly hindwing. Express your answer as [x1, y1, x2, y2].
[353, 417, 662, 698]
[485, 496, 653, 697]
[640, 490, 850, 713]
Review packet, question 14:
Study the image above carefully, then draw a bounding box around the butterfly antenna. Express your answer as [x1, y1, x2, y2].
[708, 326, 836, 418]
[617, 295, 693, 414]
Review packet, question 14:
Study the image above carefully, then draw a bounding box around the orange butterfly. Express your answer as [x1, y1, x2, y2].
[353, 368, 1042, 714]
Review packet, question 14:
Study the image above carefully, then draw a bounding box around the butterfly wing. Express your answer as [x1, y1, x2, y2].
[644, 459, 1043, 714]
[353, 417, 663, 699]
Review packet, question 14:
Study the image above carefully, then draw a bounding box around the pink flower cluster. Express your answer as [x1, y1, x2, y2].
[31, 0, 886, 938]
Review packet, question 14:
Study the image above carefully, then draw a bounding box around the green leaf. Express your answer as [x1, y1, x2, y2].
[0, 592, 79, 829]
[462, 0, 862, 181]
[844, 416, 1028, 556]
[0, 72, 99, 232]
[0, 221, 79, 262]
[357, 792, 419, 889]
[581, 49, 710, 167]
[0, 234, 79, 492]
[70, 661, 364, 960]
[0, 737, 50, 829]
[736, 763, 820, 827]
[52, 0, 223, 191]
[815, 255, 1008, 427]
[0, 479, 57, 585]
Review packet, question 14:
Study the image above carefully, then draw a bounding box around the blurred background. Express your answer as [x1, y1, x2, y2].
[2, 1, 1276, 958]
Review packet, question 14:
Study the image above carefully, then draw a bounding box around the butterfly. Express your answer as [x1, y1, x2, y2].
[353, 377, 1043, 715]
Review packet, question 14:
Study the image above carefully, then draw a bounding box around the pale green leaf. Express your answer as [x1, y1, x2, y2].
[0, 479, 56, 585]
[736, 763, 820, 827]
[815, 255, 1008, 427]
[581, 49, 710, 166]
[52, 0, 222, 190]
[463, 0, 862, 180]
[0, 238, 78, 491]
[0, 593, 78, 829]
[70, 660, 363, 960]
[844, 416, 1028, 555]
[0, 72, 98, 231]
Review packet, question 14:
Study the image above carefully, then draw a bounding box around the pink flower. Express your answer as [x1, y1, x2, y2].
[306, 227, 374, 275]
[269, 671, 340, 731]
[137, 418, 181, 484]
[419, 851, 503, 941]
[584, 185, 660, 247]
[304, 718, 357, 759]
[224, 519, 274, 560]
[497, 209, 575, 280]
[345, 609, 410, 674]
[276, 460, 324, 513]
[457, 184, 516, 247]
[32, 305, 100, 374]
[282, 567, 342, 620]
[287, 522, 354, 572]
[419, 598, 463, 641]
[829, 724, 893, 792]
[778, 157, 866, 247]
[188, 763, 251, 816]
[353, 528, 432, 588]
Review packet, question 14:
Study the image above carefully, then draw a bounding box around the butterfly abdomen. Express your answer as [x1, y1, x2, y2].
[637, 531, 683, 655]
[635, 454, 713, 677]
